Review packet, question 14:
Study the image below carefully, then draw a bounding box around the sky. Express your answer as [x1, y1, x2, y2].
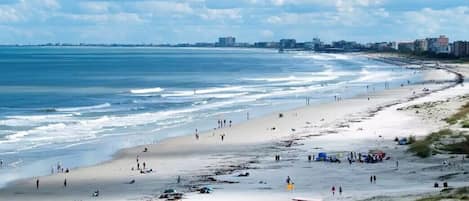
[0, 0, 468, 44]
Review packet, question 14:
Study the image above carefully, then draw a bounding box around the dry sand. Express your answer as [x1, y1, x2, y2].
[0, 57, 467, 201]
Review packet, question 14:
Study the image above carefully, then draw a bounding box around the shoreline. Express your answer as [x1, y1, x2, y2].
[0, 54, 467, 201]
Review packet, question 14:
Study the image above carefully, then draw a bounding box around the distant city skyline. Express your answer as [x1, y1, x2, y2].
[0, 0, 468, 44]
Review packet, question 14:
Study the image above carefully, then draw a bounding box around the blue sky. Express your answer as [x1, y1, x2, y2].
[0, 0, 468, 44]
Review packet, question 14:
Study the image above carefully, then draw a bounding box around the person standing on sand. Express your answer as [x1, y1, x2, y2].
[370, 176, 373, 184]
[339, 186, 342, 195]
[177, 176, 181, 184]
[396, 160, 399, 169]
[332, 186, 335, 196]
[286, 176, 292, 184]
[36, 179, 39, 190]
[229, 120, 232, 127]
[64, 178, 67, 187]
[373, 175, 377, 183]
[143, 162, 146, 170]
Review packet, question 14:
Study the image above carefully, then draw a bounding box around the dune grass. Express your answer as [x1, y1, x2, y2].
[415, 187, 469, 201]
[408, 129, 454, 158]
[442, 136, 469, 155]
[445, 102, 469, 125]
[462, 120, 469, 128]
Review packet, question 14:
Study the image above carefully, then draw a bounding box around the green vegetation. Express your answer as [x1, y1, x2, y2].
[408, 135, 416, 144]
[462, 120, 469, 128]
[445, 102, 469, 125]
[408, 129, 454, 158]
[415, 187, 469, 201]
[442, 136, 469, 155]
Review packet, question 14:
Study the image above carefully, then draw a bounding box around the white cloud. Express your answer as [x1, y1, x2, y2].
[402, 6, 469, 37]
[0, 5, 23, 22]
[80, 1, 113, 13]
[135, 1, 193, 15]
[62, 12, 145, 24]
[260, 29, 274, 38]
[199, 8, 242, 20]
[40, 0, 60, 10]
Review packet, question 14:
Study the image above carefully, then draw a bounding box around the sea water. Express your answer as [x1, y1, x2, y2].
[0, 47, 421, 187]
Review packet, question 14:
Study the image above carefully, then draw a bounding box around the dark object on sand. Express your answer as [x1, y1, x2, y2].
[140, 169, 153, 174]
[434, 182, 439, 188]
[143, 147, 148, 152]
[128, 179, 135, 184]
[199, 186, 213, 194]
[93, 190, 99, 197]
[159, 189, 184, 199]
[443, 181, 448, 188]
[279, 113, 283, 118]
[237, 172, 250, 177]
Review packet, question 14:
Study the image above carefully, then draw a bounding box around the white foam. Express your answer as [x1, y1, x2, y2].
[294, 53, 353, 61]
[162, 86, 249, 98]
[0, 114, 75, 127]
[55, 103, 111, 112]
[130, 87, 164, 94]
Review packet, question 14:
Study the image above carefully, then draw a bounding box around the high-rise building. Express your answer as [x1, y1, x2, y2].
[312, 37, 323, 50]
[279, 39, 296, 49]
[218, 37, 236, 47]
[414, 39, 428, 53]
[398, 42, 414, 53]
[426, 35, 449, 53]
[254, 42, 279, 48]
[452, 41, 469, 57]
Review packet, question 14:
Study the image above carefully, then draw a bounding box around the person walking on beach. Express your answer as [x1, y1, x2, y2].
[177, 176, 181, 184]
[286, 176, 292, 184]
[331, 186, 335, 196]
[143, 162, 146, 170]
[229, 120, 232, 127]
[396, 160, 399, 170]
[220, 133, 225, 141]
[137, 162, 140, 170]
[370, 176, 373, 184]
[36, 179, 39, 190]
[339, 186, 342, 195]
[64, 178, 67, 187]
[373, 175, 377, 183]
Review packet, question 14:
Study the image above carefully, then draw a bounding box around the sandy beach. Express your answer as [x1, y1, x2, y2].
[0, 54, 468, 201]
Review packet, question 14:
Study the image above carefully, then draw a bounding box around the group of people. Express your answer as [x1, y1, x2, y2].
[345, 151, 387, 164]
[331, 185, 343, 196]
[217, 119, 232, 128]
[370, 175, 377, 184]
[51, 162, 70, 174]
[274, 154, 281, 161]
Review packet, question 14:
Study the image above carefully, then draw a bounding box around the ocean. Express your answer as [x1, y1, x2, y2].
[0, 47, 421, 187]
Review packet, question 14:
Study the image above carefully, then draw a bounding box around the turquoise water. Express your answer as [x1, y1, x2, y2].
[0, 47, 421, 187]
